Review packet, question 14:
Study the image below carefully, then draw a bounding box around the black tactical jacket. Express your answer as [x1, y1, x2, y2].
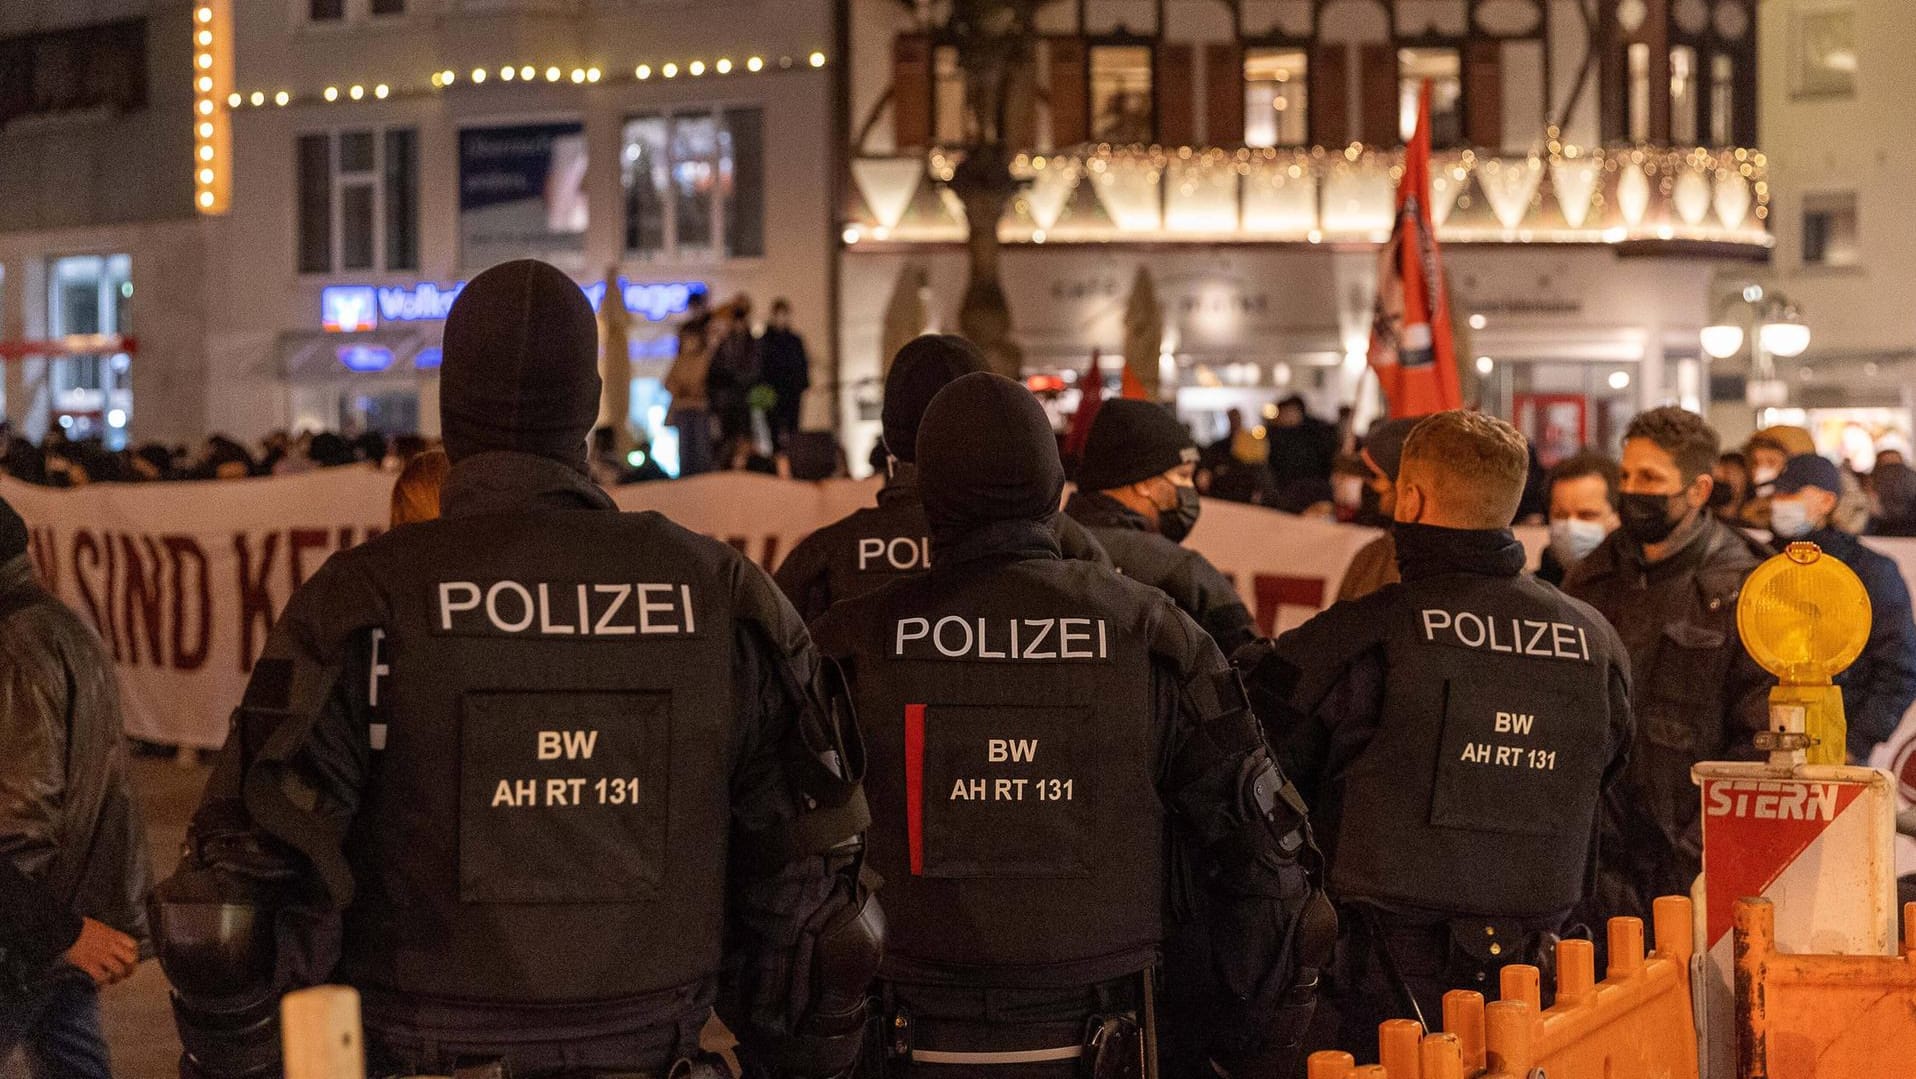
[1063, 491, 1257, 654]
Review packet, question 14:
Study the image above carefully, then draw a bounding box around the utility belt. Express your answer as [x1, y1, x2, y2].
[366, 1051, 728, 1079]
[867, 971, 1156, 1079]
[1341, 904, 1564, 1024]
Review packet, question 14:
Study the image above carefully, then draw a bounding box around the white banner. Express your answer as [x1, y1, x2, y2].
[0, 471, 1383, 747]
[7, 468, 1911, 787]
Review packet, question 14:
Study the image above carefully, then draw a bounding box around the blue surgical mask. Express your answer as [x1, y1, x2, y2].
[1548, 518, 1609, 568]
[1769, 498, 1814, 539]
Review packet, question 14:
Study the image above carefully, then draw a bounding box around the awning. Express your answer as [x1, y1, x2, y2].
[277, 327, 442, 382]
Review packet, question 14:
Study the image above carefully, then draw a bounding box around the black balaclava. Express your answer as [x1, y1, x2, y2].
[917, 373, 1066, 538]
[440, 259, 602, 472]
[882, 334, 989, 464]
[0, 494, 25, 564]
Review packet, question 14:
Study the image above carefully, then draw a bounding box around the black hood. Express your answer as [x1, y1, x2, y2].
[439, 259, 601, 473]
[917, 372, 1065, 542]
[882, 334, 988, 463]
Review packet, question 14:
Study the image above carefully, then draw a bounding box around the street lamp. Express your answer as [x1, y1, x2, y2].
[1700, 285, 1810, 408]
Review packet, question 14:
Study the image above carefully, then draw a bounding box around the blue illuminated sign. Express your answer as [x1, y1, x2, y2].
[413, 347, 443, 370]
[336, 345, 394, 372]
[322, 278, 707, 331]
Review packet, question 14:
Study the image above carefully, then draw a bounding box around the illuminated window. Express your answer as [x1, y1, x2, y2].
[1670, 45, 1697, 143]
[1244, 49, 1308, 148]
[1793, 7, 1857, 98]
[1710, 54, 1735, 144]
[933, 44, 966, 144]
[1399, 47, 1462, 147]
[47, 255, 134, 448]
[297, 128, 419, 274]
[1627, 42, 1651, 142]
[622, 108, 764, 260]
[1089, 45, 1153, 143]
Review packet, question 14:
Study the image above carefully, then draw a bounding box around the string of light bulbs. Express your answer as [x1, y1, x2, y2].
[222, 50, 829, 112]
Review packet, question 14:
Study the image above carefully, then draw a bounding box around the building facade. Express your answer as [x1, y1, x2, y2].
[836, 0, 1773, 468]
[3, 0, 838, 465]
[200, 0, 836, 465]
[0, 3, 207, 448]
[1746, 0, 1913, 464]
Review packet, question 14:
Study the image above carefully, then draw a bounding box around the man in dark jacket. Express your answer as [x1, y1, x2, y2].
[151, 261, 880, 1079]
[1564, 406, 1773, 921]
[1066, 399, 1257, 654]
[0, 494, 151, 1079]
[776, 334, 1108, 623]
[813, 373, 1331, 1079]
[760, 299, 812, 451]
[1237, 411, 1631, 1060]
[1767, 453, 1916, 761]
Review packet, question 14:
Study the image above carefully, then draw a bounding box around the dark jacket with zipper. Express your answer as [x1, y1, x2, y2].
[1563, 514, 1773, 918]
[1063, 491, 1257, 654]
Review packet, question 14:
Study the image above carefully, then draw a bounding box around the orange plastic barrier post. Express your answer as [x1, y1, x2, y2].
[1420, 1031, 1465, 1079]
[1379, 1018, 1423, 1077]
[1307, 1050, 1358, 1079]
[1349, 897, 1700, 1079]
[1734, 896, 1916, 1078]
[1441, 990, 1486, 1071]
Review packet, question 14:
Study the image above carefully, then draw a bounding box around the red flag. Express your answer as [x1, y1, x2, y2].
[1118, 363, 1149, 400]
[1368, 80, 1462, 418]
[1063, 349, 1104, 458]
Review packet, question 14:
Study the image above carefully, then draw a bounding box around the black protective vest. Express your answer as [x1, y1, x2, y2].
[833, 554, 1164, 987]
[332, 509, 741, 1003]
[1332, 573, 1616, 917]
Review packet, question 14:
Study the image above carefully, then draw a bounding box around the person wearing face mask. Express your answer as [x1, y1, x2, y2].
[1538, 453, 1621, 586]
[1067, 399, 1259, 654]
[1235, 411, 1631, 1063]
[1562, 406, 1774, 923]
[1768, 454, 1916, 761]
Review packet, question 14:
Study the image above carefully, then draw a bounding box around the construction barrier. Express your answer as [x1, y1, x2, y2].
[282, 985, 365, 1079]
[1733, 896, 1916, 1078]
[1309, 896, 1699, 1079]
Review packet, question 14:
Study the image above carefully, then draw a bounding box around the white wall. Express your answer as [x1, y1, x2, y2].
[1759, 0, 1916, 390]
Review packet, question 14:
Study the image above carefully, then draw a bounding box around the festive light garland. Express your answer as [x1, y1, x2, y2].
[899, 130, 1771, 245]
[192, 2, 233, 214]
[223, 50, 828, 112]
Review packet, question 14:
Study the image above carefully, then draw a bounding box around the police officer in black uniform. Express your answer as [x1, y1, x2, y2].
[812, 373, 1332, 1079]
[775, 334, 1108, 623]
[1065, 400, 1258, 654]
[1236, 410, 1631, 1060]
[149, 260, 882, 1079]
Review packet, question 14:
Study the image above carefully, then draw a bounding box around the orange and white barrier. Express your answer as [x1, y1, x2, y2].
[1733, 896, 1916, 1078]
[1310, 896, 1698, 1079]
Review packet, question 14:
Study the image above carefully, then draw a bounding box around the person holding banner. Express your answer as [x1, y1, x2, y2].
[1237, 411, 1631, 1062]
[148, 260, 881, 1079]
[776, 334, 1108, 623]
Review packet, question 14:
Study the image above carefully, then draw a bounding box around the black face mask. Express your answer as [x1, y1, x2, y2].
[1158, 484, 1201, 543]
[1618, 491, 1692, 546]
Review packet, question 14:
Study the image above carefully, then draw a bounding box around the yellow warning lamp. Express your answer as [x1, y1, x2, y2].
[1736, 542, 1872, 765]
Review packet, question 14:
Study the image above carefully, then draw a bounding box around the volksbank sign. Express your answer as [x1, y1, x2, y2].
[322, 278, 707, 333]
